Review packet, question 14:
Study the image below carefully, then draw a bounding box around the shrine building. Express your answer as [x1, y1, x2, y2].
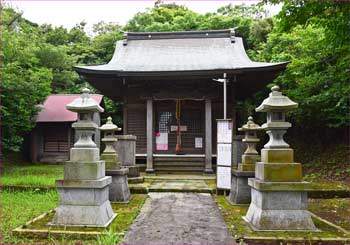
[74, 29, 287, 174]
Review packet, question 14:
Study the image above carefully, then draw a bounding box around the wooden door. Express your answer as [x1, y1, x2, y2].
[155, 100, 205, 154]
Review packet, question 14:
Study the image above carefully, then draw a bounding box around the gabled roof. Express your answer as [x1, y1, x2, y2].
[36, 94, 103, 122]
[74, 29, 288, 76]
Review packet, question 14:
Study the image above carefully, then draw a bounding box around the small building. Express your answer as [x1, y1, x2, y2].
[30, 94, 103, 163]
[74, 29, 287, 173]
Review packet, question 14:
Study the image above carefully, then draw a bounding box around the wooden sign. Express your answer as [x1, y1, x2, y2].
[170, 125, 187, 132]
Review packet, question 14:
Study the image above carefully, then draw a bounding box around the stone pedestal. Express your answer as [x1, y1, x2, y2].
[53, 176, 116, 227]
[232, 135, 245, 167]
[106, 168, 131, 203]
[227, 170, 254, 205]
[244, 180, 315, 230]
[115, 135, 143, 182]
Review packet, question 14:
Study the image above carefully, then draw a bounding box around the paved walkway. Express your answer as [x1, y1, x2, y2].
[123, 192, 235, 244]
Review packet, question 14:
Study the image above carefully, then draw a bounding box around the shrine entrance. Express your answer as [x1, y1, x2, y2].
[155, 100, 205, 155]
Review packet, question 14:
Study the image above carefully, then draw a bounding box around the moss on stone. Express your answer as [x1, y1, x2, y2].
[215, 195, 350, 244]
[256, 163, 302, 182]
[18, 194, 148, 241]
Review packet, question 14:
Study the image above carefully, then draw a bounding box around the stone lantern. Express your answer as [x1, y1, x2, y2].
[100, 117, 131, 203]
[238, 116, 262, 172]
[51, 88, 116, 227]
[228, 116, 262, 205]
[244, 86, 316, 230]
[100, 117, 122, 170]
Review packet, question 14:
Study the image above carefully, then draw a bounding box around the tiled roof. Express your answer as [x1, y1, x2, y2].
[74, 29, 287, 76]
[36, 94, 103, 122]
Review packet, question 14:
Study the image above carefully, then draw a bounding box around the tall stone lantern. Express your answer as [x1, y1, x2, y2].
[228, 116, 262, 204]
[100, 117, 131, 203]
[51, 88, 116, 227]
[244, 86, 316, 230]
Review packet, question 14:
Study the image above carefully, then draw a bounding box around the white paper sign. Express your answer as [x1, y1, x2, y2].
[217, 143, 232, 166]
[217, 121, 232, 143]
[217, 166, 231, 189]
[156, 132, 168, 150]
[195, 137, 203, 148]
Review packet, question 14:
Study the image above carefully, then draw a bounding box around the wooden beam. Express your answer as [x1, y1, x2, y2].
[204, 98, 213, 174]
[146, 99, 155, 174]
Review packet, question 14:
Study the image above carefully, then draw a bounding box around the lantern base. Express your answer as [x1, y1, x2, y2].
[106, 168, 131, 203]
[227, 170, 254, 205]
[52, 176, 116, 227]
[244, 179, 316, 231]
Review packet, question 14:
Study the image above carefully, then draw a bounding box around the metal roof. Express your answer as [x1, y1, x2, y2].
[36, 94, 103, 122]
[74, 29, 288, 76]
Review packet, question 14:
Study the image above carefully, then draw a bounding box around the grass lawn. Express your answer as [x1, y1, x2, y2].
[1, 165, 63, 187]
[0, 189, 59, 244]
[0, 188, 147, 244]
[309, 198, 350, 231]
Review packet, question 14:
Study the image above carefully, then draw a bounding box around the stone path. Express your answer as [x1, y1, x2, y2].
[123, 192, 235, 244]
[148, 180, 212, 193]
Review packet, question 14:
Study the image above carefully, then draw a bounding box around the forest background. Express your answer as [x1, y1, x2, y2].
[1, 1, 349, 182]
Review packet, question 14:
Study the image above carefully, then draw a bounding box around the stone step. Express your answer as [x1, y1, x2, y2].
[153, 157, 205, 162]
[155, 167, 204, 173]
[154, 162, 204, 167]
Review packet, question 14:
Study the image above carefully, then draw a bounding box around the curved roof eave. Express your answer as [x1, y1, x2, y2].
[74, 62, 289, 77]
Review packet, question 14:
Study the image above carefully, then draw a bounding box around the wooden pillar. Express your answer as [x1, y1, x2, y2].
[146, 99, 155, 174]
[123, 97, 128, 135]
[231, 81, 237, 137]
[204, 98, 213, 174]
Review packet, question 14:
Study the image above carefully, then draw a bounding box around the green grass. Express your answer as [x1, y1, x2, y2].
[309, 198, 350, 231]
[0, 189, 58, 244]
[1, 165, 63, 187]
[0, 190, 147, 244]
[215, 195, 350, 244]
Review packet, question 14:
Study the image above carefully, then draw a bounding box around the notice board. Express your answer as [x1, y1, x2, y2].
[216, 119, 232, 190]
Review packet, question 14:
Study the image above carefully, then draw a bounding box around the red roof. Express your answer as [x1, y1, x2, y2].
[36, 94, 103, 122]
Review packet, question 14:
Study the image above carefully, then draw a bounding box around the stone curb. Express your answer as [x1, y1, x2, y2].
[1, 185, 215, 194]
[12, 210, 106, 239]
[239, 236, 350, 244]
[2, 185, 350, 198]
[233, 213, 350, 244]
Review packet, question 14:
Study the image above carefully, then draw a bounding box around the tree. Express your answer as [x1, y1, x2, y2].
[1, 8, 52, 152]
[251, 1, 350, 130]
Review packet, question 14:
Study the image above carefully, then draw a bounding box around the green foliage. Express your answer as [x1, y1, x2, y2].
[1, 8, 52, 152]
[124, 3, 263, 49]
[251, 1, 350, 129]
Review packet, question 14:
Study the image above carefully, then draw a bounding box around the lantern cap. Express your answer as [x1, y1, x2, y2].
[238, 116, 262, 131]
[255, 85, 298, 112]
[100, 117, 121, 131]
[66, 88, 104, 113]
